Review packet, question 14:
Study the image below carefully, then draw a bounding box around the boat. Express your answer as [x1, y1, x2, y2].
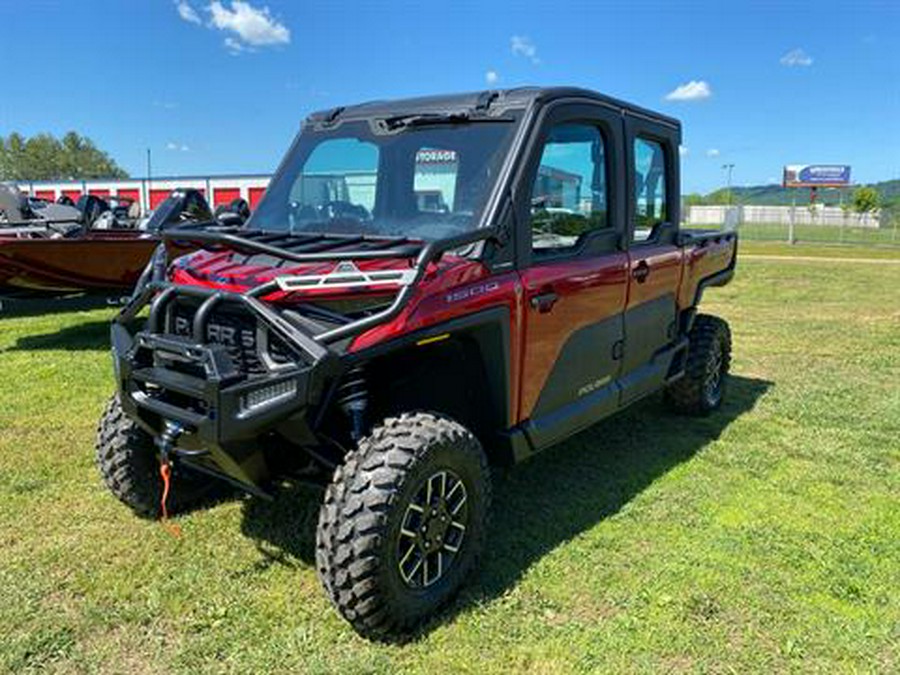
[0, 184, 243, 297]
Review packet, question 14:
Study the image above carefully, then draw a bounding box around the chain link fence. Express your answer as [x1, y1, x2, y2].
[684, 204, 900, 247]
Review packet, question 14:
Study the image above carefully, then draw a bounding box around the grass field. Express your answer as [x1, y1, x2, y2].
[1, 249, 899, 673]
[739, 240, 900, 260]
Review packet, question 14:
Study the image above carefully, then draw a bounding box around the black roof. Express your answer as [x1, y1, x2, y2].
[307, 86, 679, 130]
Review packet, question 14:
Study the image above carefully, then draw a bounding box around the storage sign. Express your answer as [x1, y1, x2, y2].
[783, 165, 851, 188]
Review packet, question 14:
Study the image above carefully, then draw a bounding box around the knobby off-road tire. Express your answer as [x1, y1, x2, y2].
[316, 412, 491, 640]
[95, 394, 210, 518]
[665, 314, 732, 415]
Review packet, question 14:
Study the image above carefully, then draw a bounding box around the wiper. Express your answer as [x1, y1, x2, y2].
[378, 111, 515, 133]
[380, 111, 472, 131]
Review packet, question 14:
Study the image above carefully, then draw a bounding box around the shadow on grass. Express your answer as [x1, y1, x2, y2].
[9, 319, 114, 351]
[239, 374, 771, 635]
[0, 293, 118, 318]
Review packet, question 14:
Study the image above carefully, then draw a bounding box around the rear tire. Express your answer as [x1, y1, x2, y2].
[665, 314, 731, 415]
[316, 412, 490, 640]
[95, 394, 210, 517]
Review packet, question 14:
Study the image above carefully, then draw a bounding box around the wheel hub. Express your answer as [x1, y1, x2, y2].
[704, 340, 725, 404]
[397, 470, 468, 588]
[419, 502, 451, 550]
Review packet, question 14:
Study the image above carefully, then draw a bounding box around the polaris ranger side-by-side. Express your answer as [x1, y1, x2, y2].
[96, 87, 737, 638]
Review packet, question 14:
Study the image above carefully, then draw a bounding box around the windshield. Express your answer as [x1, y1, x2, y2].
[247, 114, 521, 240]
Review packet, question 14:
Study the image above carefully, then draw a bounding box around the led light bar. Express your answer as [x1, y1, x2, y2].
[240, 379, 298, 414]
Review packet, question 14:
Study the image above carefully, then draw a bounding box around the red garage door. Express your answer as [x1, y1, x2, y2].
[213, 187, 241, 207]
[62, 189, 82, 202]
[248, 187, 266, 209]
[89, 189, 111, 198]
[116, 188, 140, 202]
[35, 190, 55, 202]
[150, 189, 171, 209]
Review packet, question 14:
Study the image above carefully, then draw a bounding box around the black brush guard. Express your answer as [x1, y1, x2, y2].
[111, 226, 497, 493]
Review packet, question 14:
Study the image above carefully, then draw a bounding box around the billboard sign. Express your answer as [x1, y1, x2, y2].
[783, 164, 851, 188]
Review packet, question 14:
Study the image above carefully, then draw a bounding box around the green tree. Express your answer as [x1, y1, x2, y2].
[0, 131, 128, 181]
[851, 186, 879, 213]
[705, 188, 734, 205]
[683, 193, 706, 207]
[0, 133, 28, 180]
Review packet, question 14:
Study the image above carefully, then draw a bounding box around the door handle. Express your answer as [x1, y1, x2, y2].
[632, 260, 650, 283]
[530, 289, 558, 313]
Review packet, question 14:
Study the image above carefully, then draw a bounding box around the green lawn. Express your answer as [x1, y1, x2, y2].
[1, 254, 898, 673]
[739, 240, 900, 260]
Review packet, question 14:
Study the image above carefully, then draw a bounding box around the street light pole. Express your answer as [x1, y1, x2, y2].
[722, 163, 735, 206]
[146, 148, 152, 214]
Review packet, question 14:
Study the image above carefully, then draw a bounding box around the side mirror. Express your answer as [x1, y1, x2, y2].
[653, 221, 678, 244]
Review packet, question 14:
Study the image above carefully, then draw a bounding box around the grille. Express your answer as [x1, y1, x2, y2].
[169, 303, 294, 375]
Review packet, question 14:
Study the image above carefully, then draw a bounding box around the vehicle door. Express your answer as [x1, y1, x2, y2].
[515, 101, 629, 448]
[619, 114, 682, 403]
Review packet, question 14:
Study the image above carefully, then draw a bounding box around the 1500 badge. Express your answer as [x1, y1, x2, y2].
[445, 281, 500, 304]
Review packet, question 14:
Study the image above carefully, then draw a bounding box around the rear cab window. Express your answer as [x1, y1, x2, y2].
[413, 148, 459, 213]
[632, 138, 668, 244]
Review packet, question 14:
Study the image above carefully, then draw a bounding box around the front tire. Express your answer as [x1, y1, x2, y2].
[316, 412, 490, 639]
[665, 314, 732, 415]
[95, 394, 211, 517]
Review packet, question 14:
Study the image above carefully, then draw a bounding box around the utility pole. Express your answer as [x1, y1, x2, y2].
[146, 148, 152, 213]
[722, 163, 735, 205]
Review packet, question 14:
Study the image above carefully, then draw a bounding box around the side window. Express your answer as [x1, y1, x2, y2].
[414, 148, 458, 213]
[530, 123, 609, 256]
[632, 138, 668, 243]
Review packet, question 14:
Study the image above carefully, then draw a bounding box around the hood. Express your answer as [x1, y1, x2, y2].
[172, 248, 415, 292]
[170, 244, 490, 306]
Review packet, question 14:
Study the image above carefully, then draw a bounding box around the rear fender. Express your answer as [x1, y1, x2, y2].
[678, 234, 738, 333]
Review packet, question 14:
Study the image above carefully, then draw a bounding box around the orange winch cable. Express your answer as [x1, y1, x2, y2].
[158, 461, 182, 538]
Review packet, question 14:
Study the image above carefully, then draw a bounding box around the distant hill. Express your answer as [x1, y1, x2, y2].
[691, 179, 900, 208]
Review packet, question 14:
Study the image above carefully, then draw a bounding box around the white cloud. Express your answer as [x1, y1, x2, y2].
[665, 80, 712, 101]
[485, 70, 499, 85]
[153, 100, 179, 110]
[224, 36, 248, 54]
[208, 1, 290, 49]
[176, 1, 202, 24]
[679, 146, 689, 156]
[780, 48, 813, 67]
[166, 142, 190, 152]
[706, 148, 720, 157]
[511, 36, 540, 64]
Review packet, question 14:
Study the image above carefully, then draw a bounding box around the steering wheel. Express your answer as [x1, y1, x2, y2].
[322, 200, 370, 221]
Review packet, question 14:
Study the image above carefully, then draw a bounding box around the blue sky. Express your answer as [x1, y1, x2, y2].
[1, 0, 897, 193]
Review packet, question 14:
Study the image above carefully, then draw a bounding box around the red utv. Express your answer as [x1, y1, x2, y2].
[97, 87, 737, 638]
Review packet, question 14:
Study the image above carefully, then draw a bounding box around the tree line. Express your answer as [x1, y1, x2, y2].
[0, 132, 128, 181]
[684, 185, 887, 214]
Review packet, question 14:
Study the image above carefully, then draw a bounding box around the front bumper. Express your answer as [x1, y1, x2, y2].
[111, 293, 339, 493]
